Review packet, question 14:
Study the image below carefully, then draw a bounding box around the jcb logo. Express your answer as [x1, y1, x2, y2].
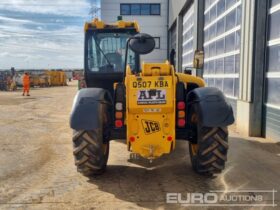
[142, 120, 160, 135]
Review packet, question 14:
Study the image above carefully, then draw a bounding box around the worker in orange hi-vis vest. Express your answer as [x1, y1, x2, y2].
[22, 72, 30, 96]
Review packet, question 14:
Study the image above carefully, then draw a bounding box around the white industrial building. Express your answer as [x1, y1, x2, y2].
[168, 0, 280, 142]
[101, 0, 280, 142]
[101, 0, 169, 63]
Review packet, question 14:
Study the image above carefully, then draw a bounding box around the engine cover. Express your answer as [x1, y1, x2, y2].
[125, 65, 176, 159]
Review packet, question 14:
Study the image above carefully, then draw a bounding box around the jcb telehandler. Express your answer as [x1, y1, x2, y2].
[70, 19, 234, 176]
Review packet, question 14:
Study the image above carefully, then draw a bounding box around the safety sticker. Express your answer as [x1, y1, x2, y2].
[137, 89, 166, 105]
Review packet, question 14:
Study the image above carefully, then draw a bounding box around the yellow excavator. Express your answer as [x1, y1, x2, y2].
[70, 19, 234, 176]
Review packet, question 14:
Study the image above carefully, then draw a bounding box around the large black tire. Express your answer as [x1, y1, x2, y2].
[73, 130, 109, 176]
[189, 105, 229, 175]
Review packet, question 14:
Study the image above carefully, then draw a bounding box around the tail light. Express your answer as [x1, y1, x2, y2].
[115, 111, 123, 119]
[178, 110, 185, 118]
[115, 120, 123, 128]
[114, 105, 124, 128]
[177, 101, 186, 128]
[177, 101, 186, 110]
[177, 119, 186, 127]
[114, 84, 125, 128]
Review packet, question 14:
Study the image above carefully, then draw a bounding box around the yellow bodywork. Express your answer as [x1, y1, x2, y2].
[124, 61, 205, 159]
[125, 62, 176, 158]
[176, 73, 205, 87]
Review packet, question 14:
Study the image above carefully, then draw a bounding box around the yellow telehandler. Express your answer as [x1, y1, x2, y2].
[70, 19, 234, 176]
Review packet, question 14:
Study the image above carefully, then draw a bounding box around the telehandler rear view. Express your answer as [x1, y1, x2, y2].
[70, 19, 234, 176]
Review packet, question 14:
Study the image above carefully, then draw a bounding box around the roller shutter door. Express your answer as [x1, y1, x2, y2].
[264, 0, 280, 141]
[203, 0, 242, 117]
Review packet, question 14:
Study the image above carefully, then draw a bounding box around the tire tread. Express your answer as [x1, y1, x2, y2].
[190, 127, 228, 175]
[72, 130, 109, 176]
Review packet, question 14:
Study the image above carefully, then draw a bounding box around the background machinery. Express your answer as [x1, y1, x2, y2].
[70, 19, 234, 176]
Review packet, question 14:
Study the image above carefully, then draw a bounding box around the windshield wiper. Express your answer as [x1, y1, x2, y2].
[94, 38, 113, 67]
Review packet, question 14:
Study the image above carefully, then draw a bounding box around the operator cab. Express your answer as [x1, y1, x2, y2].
[84, 19, 140, 95]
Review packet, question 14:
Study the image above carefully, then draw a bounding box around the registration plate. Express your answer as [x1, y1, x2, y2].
[137, 89, 166, 105]
[132, 80, 169, 88]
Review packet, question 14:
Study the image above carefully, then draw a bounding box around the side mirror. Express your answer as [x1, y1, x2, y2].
[129, 33, 155, 55]
[193, 50, 204, 69]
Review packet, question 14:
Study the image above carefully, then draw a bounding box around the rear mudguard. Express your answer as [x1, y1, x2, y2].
[70, 88, 112, 130]
[187, 87, 235, 127]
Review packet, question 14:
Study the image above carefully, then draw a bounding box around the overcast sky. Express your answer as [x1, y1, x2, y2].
[0, 0, 99, 69]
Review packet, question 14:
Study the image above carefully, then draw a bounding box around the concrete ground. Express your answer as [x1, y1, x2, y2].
[0, 82, 279, 210]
